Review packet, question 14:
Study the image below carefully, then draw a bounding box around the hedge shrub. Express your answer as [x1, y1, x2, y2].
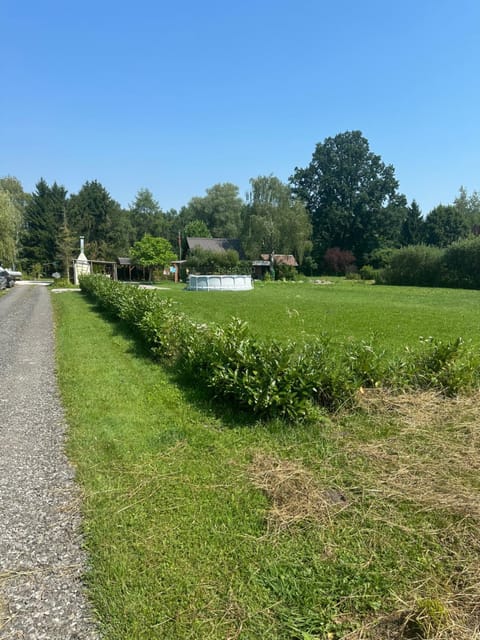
[80, 276, 480, 420]
[381, 238, 480, 290]
[382, 245, 444, 287]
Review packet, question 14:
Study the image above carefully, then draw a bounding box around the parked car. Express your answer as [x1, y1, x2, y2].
[6, 269, 21, 285]
[0, 269, 8, 290]
[0, 268, 19, 289]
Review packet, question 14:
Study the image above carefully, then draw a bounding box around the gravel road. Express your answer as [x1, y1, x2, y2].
[0, 284, 100, 639]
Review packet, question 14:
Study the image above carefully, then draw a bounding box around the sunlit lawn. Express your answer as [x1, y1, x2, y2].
[151, 279, 480, 353]
[53, 283, 480, 639]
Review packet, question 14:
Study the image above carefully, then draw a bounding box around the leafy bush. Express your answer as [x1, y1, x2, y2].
[343, 340, 386, 387]
[387, 336, 480, 396]
[442, 236, 480, 289]
[365, 247, 395, 269]
[380, 238, 480, 290]
[345, 271, 361, 280]
[323, 248, 356, 275]
[301, 255, 318, 276]
[186, 247, 240, 274]
[359, 265, 378, 280]
[275, 263, 297, 281]
[382, 245, 444, 287]
[80, 275, 480, 420]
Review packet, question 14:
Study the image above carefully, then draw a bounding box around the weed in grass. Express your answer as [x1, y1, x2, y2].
[404, 597, 451, 638]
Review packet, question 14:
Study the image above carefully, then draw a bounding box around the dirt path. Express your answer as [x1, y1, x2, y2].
[0, 285, 99, 639]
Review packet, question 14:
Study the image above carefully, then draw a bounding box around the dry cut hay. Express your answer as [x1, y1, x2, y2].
[352, 389, 480, 518]
[249, 452, 347, 530]
[357, 388, 480, 435]
[341, 389, 480, 639]
[340, 593, 480, 640]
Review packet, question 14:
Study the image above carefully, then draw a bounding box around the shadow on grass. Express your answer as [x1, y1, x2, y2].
[84, 297, 259, 429]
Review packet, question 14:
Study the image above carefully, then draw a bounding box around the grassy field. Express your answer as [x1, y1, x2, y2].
[53, 283, 480, 639]
[148, 279, 480, 353]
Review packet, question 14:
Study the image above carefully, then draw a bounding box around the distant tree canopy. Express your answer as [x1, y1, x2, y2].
[129, 188, 168, 242]
[0, 191, 21, 266]
[6, 131, 480, 281]
[21, 179, 68, 274]
[179, 183, 244, 238]
[454, 186, 480, 231]
[68, 180, 131, 260]
[290, 130, 407, 263]
[241, 175, 312, 264]
[423, 204, 469, 248]
[0, 176, 26, 267]
[184, 220, 212, 238]
[0, 176, 29, 217]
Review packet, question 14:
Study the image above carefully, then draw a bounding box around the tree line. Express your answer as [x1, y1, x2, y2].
[1, 130, 479, 277]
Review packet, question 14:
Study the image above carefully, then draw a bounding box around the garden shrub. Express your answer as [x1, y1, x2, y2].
[381, 238, 480, 290]
[382, 245, 444, 287]
[365, 247, 395, 269]
[442, 236, 480, 289]
[275, 263, 297, 281]
[186, 247, 240, 274]
[323, 247, 356, 275]
[344, 271, 361, 280]
[79, 275, 480, 421]
[387, 337, 480, 396]
[50, 278, 75, 288]
[343, 340, 385, 387]
[359, 265, 377, 280]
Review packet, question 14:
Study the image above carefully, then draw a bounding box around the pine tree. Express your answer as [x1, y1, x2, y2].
[20, 179, 68, 274]
[400, 200, 424, 246]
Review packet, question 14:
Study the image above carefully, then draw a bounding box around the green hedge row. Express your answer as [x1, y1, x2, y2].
[381, 237, 480, 289]
[80, 275, 480, 420]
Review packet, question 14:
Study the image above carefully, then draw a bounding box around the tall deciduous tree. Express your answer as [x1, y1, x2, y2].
[290, 131, 405, 262]
[0, 191, 21, 266]
[0, 176, 29, 217]
[241, 175, 312, 263]
[184, 219, 212, 238]
[179, 183, 244, 238]
[424, 204, 469, 247]
[453, 186, 480, 233]
[0, 176, 27, 267]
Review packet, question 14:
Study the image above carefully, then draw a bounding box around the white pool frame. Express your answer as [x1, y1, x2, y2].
[186, 274, 253, 291]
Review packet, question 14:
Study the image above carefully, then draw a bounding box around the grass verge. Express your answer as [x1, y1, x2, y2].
[53, 291, 480, 639]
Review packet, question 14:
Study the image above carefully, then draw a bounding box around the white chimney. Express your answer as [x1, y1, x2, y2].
[74, 235, 91, 284]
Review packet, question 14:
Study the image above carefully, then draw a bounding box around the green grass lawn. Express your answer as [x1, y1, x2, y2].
[53, 284, 480, 639]
[150, 279, 480, 353]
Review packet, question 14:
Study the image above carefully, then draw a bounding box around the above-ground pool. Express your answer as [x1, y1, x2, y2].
[186, 274, 253, 291]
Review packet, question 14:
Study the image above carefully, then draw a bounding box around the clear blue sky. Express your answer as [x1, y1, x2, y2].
[2, 0, 479, 215]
